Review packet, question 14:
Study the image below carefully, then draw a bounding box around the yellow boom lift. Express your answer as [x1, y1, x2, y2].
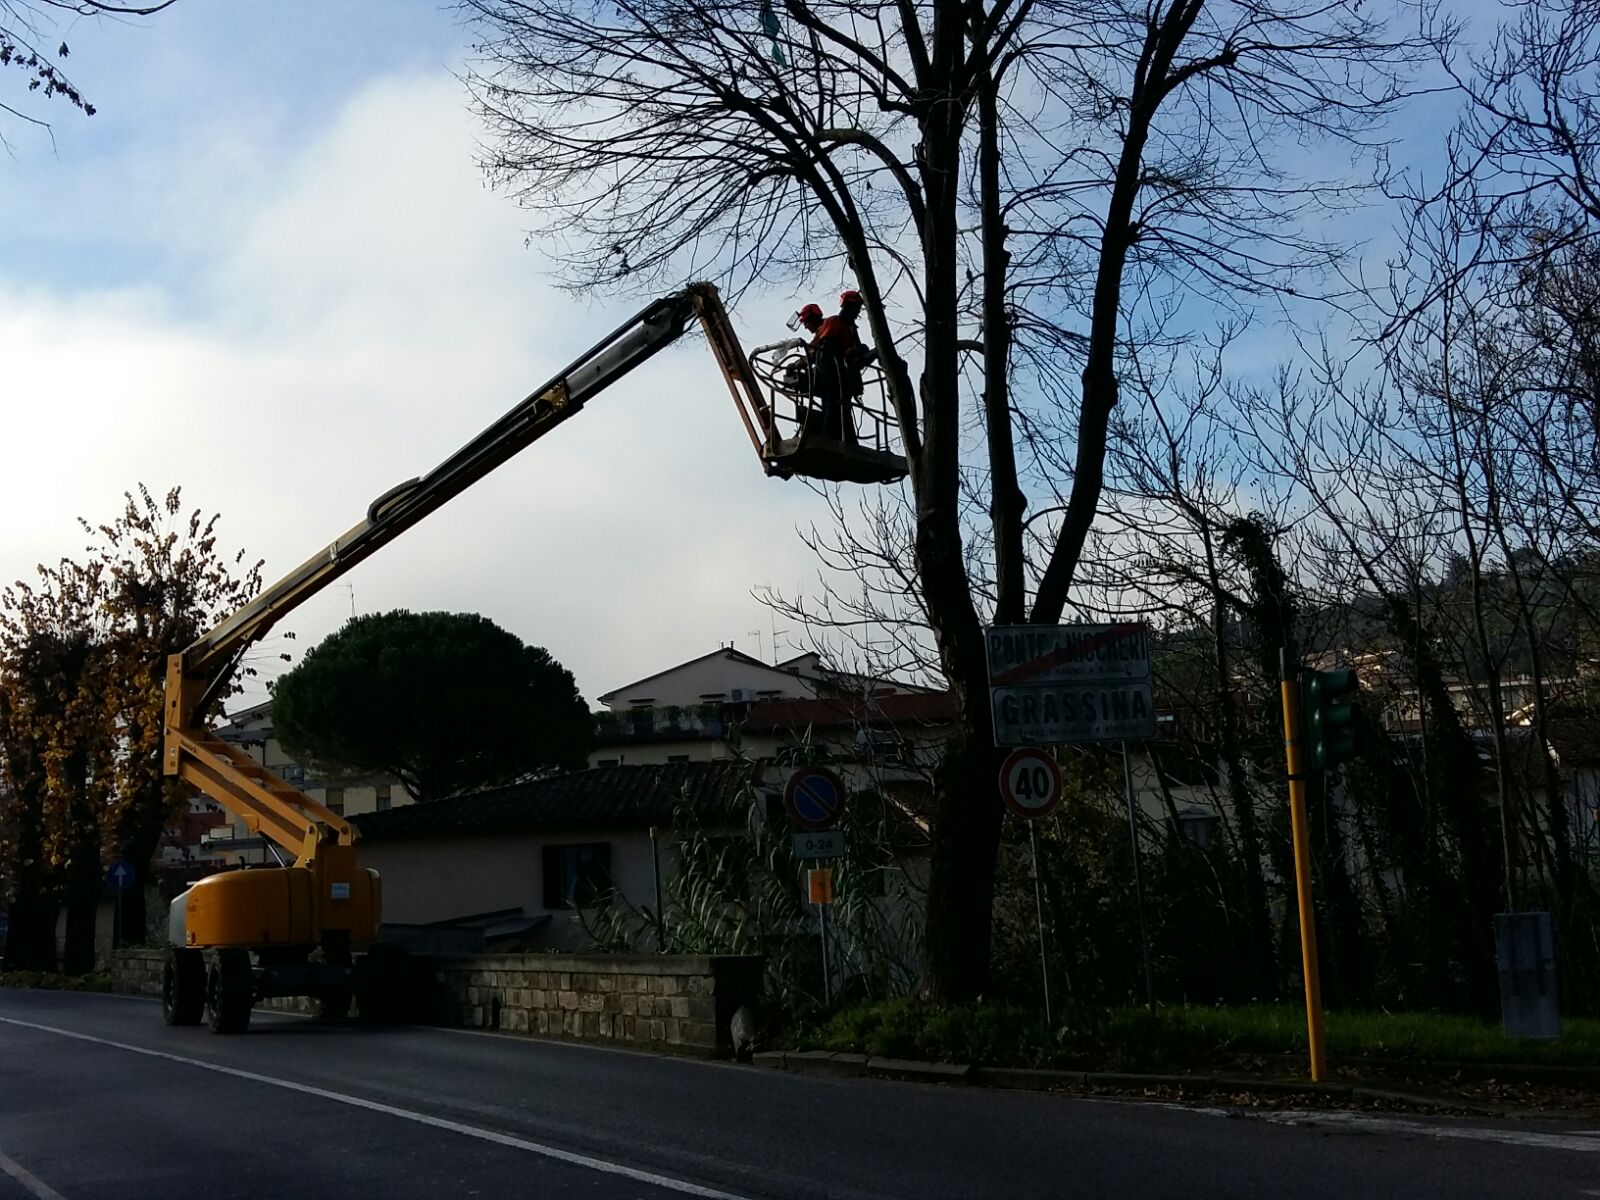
[160, 284, 907, 1032]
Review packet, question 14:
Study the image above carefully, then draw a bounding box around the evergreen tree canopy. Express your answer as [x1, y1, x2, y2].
[272, 610, 592, 803]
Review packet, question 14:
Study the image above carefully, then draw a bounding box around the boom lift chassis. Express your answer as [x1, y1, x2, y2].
[160, 284, 906, 1032]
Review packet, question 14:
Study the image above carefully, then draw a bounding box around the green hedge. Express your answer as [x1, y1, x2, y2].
[0, 971, 113, 993]
[798, 1000, 1600, 1071]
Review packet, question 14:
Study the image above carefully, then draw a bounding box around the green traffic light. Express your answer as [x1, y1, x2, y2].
[1302, 668, 1359, 772]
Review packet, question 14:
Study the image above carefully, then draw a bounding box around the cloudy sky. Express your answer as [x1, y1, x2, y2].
[1, 1, 1505, 712]
[1, 1, 847, 708]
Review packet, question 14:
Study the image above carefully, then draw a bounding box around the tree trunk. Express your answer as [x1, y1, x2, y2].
[915, 10, 995, 998]
[61, 850, 102, 975]
[2, 772, 58, 971]
[923, 718, 1004, 1001]
[115, 822, 166, 948]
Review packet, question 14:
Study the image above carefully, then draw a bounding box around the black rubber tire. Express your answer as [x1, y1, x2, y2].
[162, 949, 205, 1026]
[206, 949, 253, 1034]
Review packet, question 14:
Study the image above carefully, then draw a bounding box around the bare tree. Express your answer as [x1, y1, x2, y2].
[1, 1, 175, 143]
[466, 0, 1434, 997]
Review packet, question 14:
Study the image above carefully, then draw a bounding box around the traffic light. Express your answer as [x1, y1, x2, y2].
[1302, 668, 1359, 772]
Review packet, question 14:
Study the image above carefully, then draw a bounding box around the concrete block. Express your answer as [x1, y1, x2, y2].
[785, 1051, 870, 1078]
[578, 993, 605, 1012]
[973, 1067, 1088, 1091]
[867, 1058, 972, 1084]
[559, 991, 579, 1011]
[636, 996, 654, 1017]
[620, 995, 637, 1016]
[669, 996, 691, 1019]
[530, 989, 546, 1009]
[633, 976, 651, 993]
[558, 973, 572, 990]
[597, 975, 616, 993]
[536, 1010, 551, 1034]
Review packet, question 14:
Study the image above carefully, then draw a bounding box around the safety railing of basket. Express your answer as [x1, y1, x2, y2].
[747, 338, 899, 455]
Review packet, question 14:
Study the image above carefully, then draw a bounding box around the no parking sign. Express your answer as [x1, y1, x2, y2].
[784, 766, 846, 831]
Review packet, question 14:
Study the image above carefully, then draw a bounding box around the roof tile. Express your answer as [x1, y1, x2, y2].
[352, 760, 753, 841]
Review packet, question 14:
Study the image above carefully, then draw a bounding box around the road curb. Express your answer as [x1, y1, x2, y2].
[759, 1051, 1513, 1114]
[755, 1050, 970, 1084]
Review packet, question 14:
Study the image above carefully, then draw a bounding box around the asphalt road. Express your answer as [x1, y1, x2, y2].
[2, 990, 1597, 1200]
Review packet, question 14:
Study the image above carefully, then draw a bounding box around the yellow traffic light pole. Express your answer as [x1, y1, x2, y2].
[1280, 656, 1328, 1082]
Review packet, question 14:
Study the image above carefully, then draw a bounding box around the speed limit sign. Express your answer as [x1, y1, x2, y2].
[999, 747, 1063, 820]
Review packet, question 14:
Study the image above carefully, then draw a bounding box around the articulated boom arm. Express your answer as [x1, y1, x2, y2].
[163, 283, 769, 863]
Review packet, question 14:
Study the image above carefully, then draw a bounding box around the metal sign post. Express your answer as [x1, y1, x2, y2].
[648, 826, 666, 952]
[105, 859, 136, 950]
[1000, 748, 1063, 1029]
[1027, 823, 1052, 1029]
[988, 624, 1159, 1017]
[1121, 741, 1156, 1015]
[808, 867, 835, 1004]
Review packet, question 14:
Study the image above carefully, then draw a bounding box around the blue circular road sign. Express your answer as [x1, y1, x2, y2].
[105, 860, 136, 892]
[784, 767, 846, 831]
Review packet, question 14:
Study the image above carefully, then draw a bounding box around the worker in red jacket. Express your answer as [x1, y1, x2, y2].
[810, 290, 874, 443]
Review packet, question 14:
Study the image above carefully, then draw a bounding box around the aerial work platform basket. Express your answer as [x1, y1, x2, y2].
[691, 288, 909, 487]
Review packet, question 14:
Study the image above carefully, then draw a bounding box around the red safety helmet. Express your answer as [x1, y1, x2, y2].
[787, 302, 825, 332]
[839, 289, 864, 307]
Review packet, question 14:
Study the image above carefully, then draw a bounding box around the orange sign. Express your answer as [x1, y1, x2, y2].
[807, 867, 835, 905]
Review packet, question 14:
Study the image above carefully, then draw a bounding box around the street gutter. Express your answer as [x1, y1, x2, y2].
[752, 1050, 1583, 1118]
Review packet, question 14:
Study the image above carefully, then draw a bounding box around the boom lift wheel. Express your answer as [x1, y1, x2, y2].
[162, 948, 205, 1026]
[206, 948, 254, 1034]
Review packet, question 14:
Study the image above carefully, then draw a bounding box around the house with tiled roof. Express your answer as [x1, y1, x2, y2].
[352, 760, 758, 950]
[588, 646, 950, 777]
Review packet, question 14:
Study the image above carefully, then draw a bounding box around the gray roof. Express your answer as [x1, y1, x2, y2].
[351, 760, 755, 841]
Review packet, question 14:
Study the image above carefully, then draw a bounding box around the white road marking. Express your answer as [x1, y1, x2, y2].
[0, 1149, 67, 1200]
[0, 1015, 754, 1199]
[1256, 1109, 1600, 1154]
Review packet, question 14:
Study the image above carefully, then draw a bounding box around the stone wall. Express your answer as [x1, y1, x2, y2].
[109, 949, 761, 1056]
[426, 953, 762, 1055]
[112, 948, 164, 996]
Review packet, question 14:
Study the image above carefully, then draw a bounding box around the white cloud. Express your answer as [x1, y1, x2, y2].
[0, 71, 853, 704]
